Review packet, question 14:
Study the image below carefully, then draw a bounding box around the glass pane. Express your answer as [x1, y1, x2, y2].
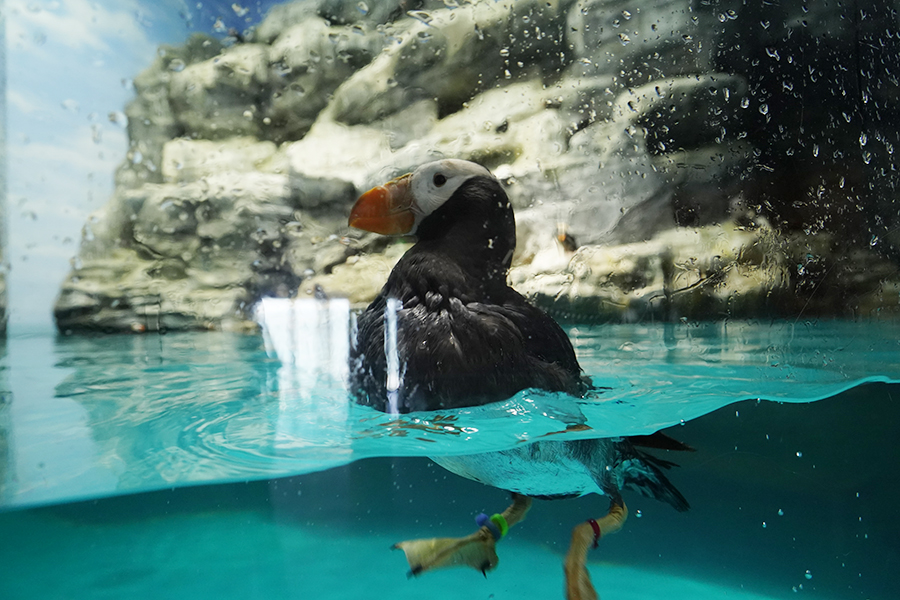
[1, 2, 897, 600]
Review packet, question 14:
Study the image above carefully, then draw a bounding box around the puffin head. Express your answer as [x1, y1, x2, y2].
[349, 159, 494, 236]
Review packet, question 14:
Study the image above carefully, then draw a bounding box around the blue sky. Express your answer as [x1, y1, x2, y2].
[5, 0, 283, 331]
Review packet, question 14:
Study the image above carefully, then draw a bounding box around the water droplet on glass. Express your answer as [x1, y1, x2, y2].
[622, 10, 632, 19]
[635, 509, 642, 518]
[796, 451, 802, 457]
[356, 1, 369, 15]
[762, 521, 767, 528]
[740, 97, 750, 109]
[859, 132, 868, 147]
[759, 103, 769, 115]
[407, 10, 433, 25]
[804, 570, 812, 580]
[499, 47, 510, 57]
[778, 508, 784, 516]
[618, 33, 631, 45]
[869, 235, 879, 247]
[766, 47, 780, 60]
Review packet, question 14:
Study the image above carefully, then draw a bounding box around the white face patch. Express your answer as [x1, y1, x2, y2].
[408, 159, 493, 232]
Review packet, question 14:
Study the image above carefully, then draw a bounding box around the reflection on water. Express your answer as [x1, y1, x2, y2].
[0, 305, 898, 510]
[255, 297, 352, 461]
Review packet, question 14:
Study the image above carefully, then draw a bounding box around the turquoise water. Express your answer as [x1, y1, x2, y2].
[1, 314, 898, 599]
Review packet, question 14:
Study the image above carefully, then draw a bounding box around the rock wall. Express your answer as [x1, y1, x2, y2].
[55, 0, 900, 331]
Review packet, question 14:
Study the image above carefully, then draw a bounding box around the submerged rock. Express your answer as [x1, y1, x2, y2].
[56, 0, 900, 331]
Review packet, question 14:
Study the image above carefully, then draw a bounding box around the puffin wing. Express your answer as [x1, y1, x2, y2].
[466, 292, 586, 396]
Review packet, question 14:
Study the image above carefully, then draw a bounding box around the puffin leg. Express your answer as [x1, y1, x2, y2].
[564, 501, 628, 600]
[393, 493, 532, 577]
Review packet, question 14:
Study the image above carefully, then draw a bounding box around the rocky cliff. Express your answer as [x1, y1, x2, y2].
[54, 0, 900, 332]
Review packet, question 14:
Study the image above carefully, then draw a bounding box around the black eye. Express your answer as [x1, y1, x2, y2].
[433, 173, 447, 187]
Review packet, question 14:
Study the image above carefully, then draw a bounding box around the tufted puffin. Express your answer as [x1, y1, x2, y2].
[348, 159, 689, 600]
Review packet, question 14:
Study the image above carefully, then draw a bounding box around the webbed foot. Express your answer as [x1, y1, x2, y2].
[393, 530, 499, 577]
[392, 493, 532, 578]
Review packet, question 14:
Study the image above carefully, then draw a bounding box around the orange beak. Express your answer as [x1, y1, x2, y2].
[349, 173, 416, 235]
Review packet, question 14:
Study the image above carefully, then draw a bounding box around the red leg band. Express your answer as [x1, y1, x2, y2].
[587, 518, 601, 549]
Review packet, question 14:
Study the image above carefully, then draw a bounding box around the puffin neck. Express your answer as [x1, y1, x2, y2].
[413, 176, 516, 282]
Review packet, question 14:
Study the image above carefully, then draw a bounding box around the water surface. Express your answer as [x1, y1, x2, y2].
[2, 305, 897, 510]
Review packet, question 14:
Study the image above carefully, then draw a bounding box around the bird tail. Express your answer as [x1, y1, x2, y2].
[618, 438, 691, 512]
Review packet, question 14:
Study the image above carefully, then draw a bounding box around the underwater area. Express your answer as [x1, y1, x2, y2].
[2, 1, 900, 599]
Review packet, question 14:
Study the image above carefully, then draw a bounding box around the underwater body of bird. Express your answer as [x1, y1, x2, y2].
[347, 159, 692, 600]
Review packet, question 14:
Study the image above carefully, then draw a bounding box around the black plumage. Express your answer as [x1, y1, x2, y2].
[350, 172, 586, 413]
[346, 159, 688, 512]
